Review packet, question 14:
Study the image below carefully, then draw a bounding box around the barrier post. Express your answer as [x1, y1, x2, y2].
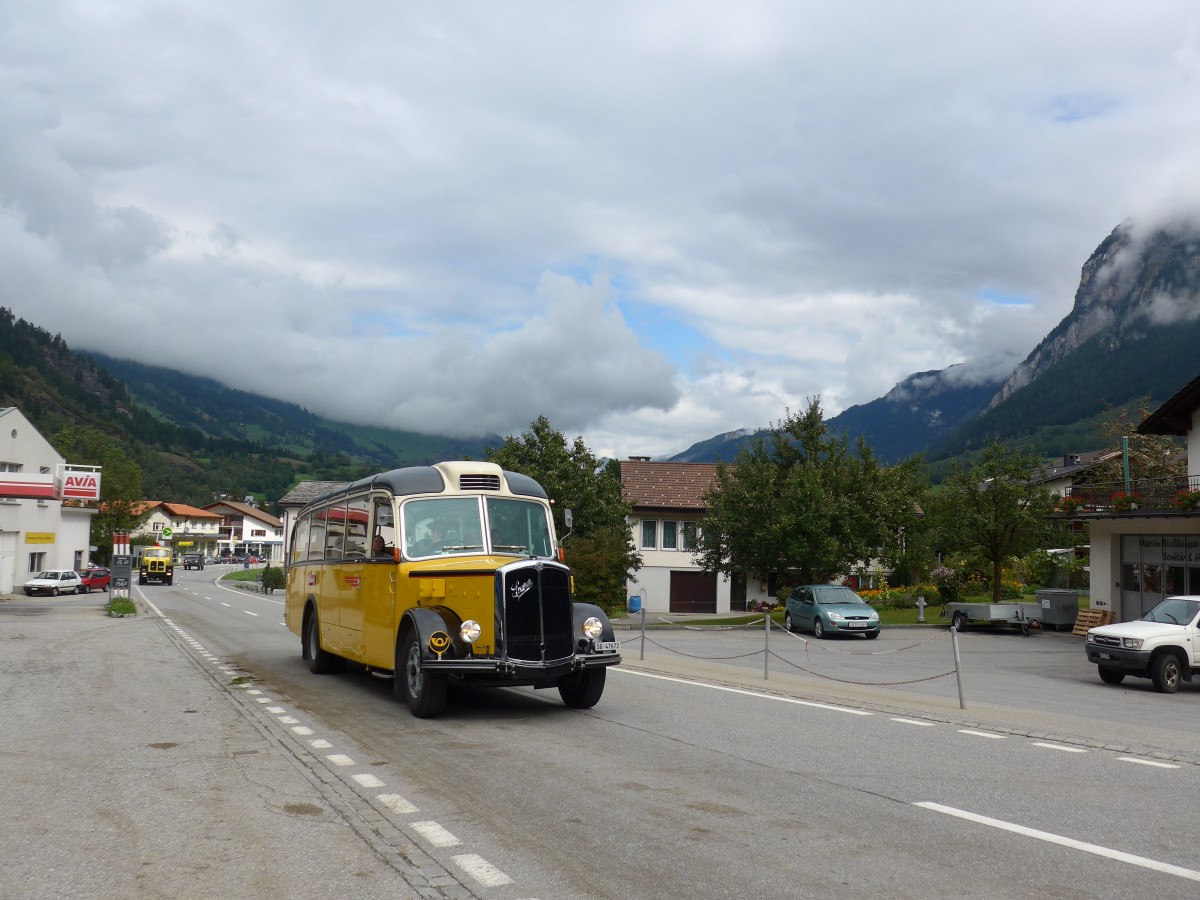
[640, 605, 646, 661]
[951, 625, 966, 709]
[764, 608, 770, 680]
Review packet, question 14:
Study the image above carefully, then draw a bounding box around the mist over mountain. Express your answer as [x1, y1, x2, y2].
[672, 219, 1200, 466]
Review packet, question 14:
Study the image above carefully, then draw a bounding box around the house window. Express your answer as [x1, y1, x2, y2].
[640, 520, 657, 550]
[682, 521, 698, 550]
[0, 461, 22, 472]
[28, 552, 45, 573]
[662, 521, 678, 550]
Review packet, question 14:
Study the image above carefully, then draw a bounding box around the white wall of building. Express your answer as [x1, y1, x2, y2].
[0, 408, 97, 592]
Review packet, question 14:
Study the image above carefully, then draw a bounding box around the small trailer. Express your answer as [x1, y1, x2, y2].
[944, 601, 1043, 636]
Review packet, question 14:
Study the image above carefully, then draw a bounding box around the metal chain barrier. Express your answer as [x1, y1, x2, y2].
[648, 613, 767, 631]
[772, 618, 949, 655]
[618, 611, 967, 704]
[766, 649, 958, 686]
[638, 633, 766, 660]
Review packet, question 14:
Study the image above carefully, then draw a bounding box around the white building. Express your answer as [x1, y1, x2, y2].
[1075, 374, 1200, 621]
[203, 499, 285, 563]
[130, 501, 224, 558]
[621, 459, 737, 614]
[0, 408, 97, 593]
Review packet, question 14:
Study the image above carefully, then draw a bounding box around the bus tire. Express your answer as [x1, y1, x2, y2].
[304, 607, 337, 674]
[557, 668, 606, 709]
[397, 629, 447, 718]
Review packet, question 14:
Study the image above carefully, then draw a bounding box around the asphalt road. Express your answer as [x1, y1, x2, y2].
[8, 569, 1200, 898]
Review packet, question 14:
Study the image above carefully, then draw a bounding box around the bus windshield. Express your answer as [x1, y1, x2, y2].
[487, 497, 554, 557]
[402, 496, 553, 559]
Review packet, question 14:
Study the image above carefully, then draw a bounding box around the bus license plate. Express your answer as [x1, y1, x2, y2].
[595, 641, 619, 652]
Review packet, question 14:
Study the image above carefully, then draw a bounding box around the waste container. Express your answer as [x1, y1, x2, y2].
[1036, 589, 1079, 631]
[628, 595, 642, 614]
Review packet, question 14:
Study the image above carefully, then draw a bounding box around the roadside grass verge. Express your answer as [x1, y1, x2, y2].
[106, 596, 137, 617]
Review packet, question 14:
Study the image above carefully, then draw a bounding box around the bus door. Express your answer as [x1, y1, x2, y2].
[335, 496, 370, 658]
[361, 497, 399, 668]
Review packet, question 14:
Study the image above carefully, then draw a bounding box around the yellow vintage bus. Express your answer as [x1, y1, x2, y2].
[284, 460, 620, 717]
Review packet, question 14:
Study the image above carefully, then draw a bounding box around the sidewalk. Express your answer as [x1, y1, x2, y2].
[0, 593, 465, 899]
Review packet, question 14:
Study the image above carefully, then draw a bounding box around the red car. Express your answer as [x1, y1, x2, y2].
[79, 567, 112, 593]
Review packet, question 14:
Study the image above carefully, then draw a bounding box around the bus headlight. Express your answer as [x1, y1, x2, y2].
[459, 620, 482, 643]
[582, 616, 603, 640]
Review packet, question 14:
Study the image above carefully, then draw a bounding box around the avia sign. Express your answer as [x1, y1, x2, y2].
[62, 472, 102, 500]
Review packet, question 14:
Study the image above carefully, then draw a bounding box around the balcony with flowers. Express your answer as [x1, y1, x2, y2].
[1053, 476, 1200, 517]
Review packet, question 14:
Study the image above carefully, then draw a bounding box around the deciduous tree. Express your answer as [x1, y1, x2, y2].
[927, 442, 1057, 603]
[696, 399, 927, 588]
[486, 417, 639, 613]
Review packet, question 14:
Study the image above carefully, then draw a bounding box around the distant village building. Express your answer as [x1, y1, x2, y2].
[0, 407, 98, 592]
[203, 499, 285, 562]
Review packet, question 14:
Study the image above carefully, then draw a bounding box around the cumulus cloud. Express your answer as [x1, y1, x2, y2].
[2, 1, 1200, 459]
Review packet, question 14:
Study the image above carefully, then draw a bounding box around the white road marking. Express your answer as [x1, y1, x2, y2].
[1032, 741, 1086, 753]
[352, 773, 386, 788]
[291, 726, 313, 736]
[246, 689, 262, 695]
[243, 610, 259, 617]
[959, 729, 1006, 739]
[255, 697, 271, 704]
[377, 793, 419, 814]
[326, 754, 355, 766]
[413, 821, 462, 847]
[1119, 756, 1180, 769]
[891, 717, 936, 726]
[221, 603, 231, 607]
[310, 739, 332, 749]
[916, 801, 1200, 882]
[266, 706, 285, 714]
[278, 716, 298, 724]
[616, 668, 873, 715]
[453, 854, 512, 887]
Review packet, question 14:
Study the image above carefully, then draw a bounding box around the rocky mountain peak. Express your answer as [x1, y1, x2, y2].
[988, 220, 1200, 409]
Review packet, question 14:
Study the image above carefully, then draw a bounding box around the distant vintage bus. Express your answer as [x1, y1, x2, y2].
[284, 461, 620, 717]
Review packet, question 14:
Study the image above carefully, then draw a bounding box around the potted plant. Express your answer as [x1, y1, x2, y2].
[1171, 489, 1200, 511]
[1111, 490, 1142, 511]
[1056, 494, 1084, 513]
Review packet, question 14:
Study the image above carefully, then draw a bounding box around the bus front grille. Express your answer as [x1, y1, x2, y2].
[501, 563, 574, 663]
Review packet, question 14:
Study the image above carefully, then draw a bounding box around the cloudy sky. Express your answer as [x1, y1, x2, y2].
[4, 2, 1199, 459]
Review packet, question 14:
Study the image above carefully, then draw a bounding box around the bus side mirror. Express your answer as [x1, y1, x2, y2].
[564, 509, 573, 529]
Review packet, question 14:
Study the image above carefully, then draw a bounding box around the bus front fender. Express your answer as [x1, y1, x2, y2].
[399, 607, 461, 661]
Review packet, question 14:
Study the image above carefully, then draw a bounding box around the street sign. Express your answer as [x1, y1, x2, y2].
[161, 527, 174, 538]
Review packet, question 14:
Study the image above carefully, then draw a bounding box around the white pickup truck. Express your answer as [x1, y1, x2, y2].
[1085, 596, 1200, 693]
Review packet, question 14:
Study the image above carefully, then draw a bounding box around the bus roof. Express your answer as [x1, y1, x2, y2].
[301, 461, 548, 511]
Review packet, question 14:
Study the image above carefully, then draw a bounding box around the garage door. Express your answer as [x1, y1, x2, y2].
[670, 570, 717, 614]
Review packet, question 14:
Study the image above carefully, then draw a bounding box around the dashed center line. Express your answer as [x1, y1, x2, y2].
[916, 801, 1200, 882]
[1032, 741, 1086, 753]
[959, 729, 1006, 739]
[891, 717, 936, 727]
[1119, 756, 1180, 769]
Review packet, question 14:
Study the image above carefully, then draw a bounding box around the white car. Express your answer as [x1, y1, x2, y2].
[23, 570, 84, 596]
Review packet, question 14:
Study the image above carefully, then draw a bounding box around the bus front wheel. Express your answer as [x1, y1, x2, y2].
[397, 630, 447, 718]
[558, 668, 606, 709]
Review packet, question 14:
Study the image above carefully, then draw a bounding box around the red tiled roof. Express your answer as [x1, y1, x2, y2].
[132, 501, 222, 519]
[620, 460, 720, 512]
